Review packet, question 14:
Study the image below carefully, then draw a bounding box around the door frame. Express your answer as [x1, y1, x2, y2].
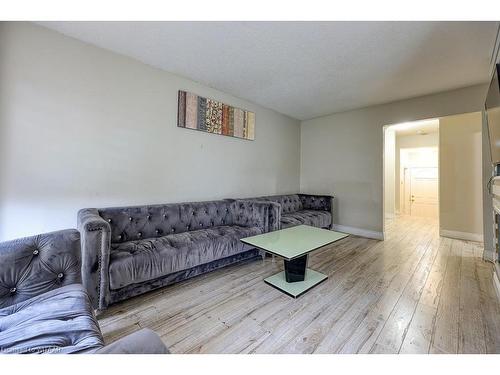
[401, 167, 411, 215]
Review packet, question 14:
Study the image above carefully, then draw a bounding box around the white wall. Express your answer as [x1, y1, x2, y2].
[300, 84, 488, 236]
[439, 112, 484, 241]
[0, 22, 301, 241]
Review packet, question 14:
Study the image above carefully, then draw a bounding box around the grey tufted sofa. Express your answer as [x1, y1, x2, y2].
[78, 199, 279, 310]
[235, 194, 334, 230]
[0, 229, 168, 354]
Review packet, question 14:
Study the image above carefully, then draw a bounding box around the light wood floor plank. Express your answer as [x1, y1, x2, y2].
[458, 241, 487, 354]
[429, 239, 463, 354]
[337, 219, 434, 353]
[369, 234, 439, 354]
[313, 222, 435, 354]
[399, 237, 452, 353]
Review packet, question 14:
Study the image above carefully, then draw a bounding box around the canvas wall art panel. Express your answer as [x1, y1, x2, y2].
[177, 91, 255, 140]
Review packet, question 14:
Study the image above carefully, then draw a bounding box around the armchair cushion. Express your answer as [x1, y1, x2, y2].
[108, 225, 262, 290]
[0, 284, 103, 354]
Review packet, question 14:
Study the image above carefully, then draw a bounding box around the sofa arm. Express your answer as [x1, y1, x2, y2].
[0, 229, 81, 309]
[232, 200, 281, 233]
[77, 208, 112, 310]
[95, 329, 169, 354]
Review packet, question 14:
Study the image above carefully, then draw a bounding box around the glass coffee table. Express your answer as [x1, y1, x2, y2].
[241, 225, 348, 298]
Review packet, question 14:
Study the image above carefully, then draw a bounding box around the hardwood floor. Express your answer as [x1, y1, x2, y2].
[98, 216, 500, 353]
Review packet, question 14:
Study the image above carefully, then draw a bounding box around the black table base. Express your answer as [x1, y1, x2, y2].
[284, 254, 308, 282]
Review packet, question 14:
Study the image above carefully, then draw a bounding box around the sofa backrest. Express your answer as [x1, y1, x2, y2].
[239, 194, 333, 214]
[248, 194, 303, 214]
[0, 229, 81, 308]
[98, 200, 236, 244]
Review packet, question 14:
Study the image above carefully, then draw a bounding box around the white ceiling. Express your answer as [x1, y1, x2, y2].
[37, 21, 499, 120]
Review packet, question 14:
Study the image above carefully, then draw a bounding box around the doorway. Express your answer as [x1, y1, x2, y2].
[383, 119, 440, 235]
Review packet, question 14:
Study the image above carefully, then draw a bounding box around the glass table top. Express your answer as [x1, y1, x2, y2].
[241, 225, 349, 260]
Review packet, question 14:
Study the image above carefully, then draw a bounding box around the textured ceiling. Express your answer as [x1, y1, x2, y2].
[37, 21, 499, 120]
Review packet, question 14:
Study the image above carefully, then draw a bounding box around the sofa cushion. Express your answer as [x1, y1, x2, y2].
[280, 215, 302, 229]
[108, 225, 262, 290]
[0, 284, 103, 354]
[281, 210, 332, 229]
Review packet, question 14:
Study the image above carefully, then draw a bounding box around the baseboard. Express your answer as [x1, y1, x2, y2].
[332, 224, 384, 240]
[385, 213, 395, 220]
[439, 229, 483, 243]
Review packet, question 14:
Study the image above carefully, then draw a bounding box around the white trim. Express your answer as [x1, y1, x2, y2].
[493, 270, 500, 303]
[493, 197, 500, 215]
[385, 212, 395, 220]
[489, 24, 500, 79]
[492, 184, 500, 198]
[333, 224, 384, 240]
[483, 249, 498, 263]
[439, 229, 483, 243]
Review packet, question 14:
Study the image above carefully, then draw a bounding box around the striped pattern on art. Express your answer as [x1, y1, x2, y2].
[177, 90, 255, 140]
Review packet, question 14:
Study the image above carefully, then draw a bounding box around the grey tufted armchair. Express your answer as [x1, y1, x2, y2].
[0, 229, 168, 354]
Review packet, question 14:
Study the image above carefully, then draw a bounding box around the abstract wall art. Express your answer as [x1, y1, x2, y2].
[177, 90, 255, 140]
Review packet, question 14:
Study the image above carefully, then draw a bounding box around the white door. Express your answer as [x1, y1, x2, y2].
[409, 168, 438, 218]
